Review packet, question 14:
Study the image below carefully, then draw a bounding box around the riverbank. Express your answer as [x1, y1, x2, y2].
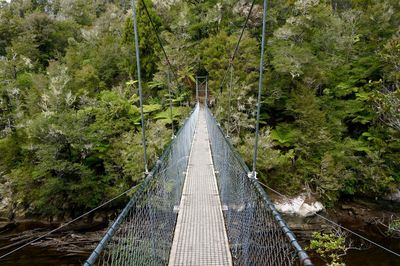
[286, 197, 400, 265]
[0, 198, 399, 265]
[0, 219, 105, 265]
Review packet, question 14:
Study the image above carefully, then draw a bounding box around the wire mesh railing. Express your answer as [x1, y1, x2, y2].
[85, 104, 199, 266]
[205, 106, 313, 266]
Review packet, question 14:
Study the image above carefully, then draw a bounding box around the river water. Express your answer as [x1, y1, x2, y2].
[310, 239, 400, 265]
[0, 238, 399, 265]
[0, 244, 87, 266]
[344, 239, 400, 266]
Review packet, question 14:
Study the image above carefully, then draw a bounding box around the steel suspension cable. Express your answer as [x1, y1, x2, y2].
[0, 184, 139, 260]
[84, 105, 200, 265]
[167, 71, 175, 137]
[205, 107, 313, 265]
[140, 0, 178, 138]
[217, 0, 256, 138]
[252, 0, 268, 176]
[140, 0, 178, 81]
[1, 1, 185, 261]
[257, 181, 400, 258]
[218, 0, 256, 93]
[226, 65, 233, 137]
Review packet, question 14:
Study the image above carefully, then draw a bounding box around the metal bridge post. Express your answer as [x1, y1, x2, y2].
[252, 0, 267, 177]
[132, 0, 148, 174]
[205, 76, 208, 107]
[167, 71, 175, 138]
[195, 76, 199, 103]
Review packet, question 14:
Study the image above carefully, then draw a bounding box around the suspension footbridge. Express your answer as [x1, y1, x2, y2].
[84, 103, 312, 266]
[2, 0, 399, 265]
[168, 108, 232, 266]
[86, 0, 312, 264]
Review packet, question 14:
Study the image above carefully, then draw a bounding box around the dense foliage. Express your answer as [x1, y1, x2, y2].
[196, 0, 400, 206]
[0, 0, 191, 218]
[309, 231, 346, 265]
[0, 0, 399, 219]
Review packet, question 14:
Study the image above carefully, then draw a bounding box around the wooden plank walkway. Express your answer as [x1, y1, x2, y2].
[169, 108, 232, 266]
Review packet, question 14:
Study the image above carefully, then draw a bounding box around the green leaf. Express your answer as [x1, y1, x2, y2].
[126, 80, 138, 86]
[143, 104, 162, 113]
[270, 125, 298, 147]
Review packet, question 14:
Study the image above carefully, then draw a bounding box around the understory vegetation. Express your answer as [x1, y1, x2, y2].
[0, 0, 399, 219]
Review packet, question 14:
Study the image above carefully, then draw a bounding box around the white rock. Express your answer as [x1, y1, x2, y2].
[297, 201, 324, 217]
[385, 189, 400, 202]
[274, 194, 324, 217]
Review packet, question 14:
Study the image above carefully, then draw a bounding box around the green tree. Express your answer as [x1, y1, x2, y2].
[122, 0, 162, 82]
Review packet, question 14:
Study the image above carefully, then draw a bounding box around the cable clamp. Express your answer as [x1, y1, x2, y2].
[248, 171, 257, 179]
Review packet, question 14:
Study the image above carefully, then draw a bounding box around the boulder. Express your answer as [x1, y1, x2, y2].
[274, 194, 324, 217]
[384, 189, 400, 203]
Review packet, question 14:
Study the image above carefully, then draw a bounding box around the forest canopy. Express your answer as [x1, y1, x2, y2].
[0, 0, 399, 219]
